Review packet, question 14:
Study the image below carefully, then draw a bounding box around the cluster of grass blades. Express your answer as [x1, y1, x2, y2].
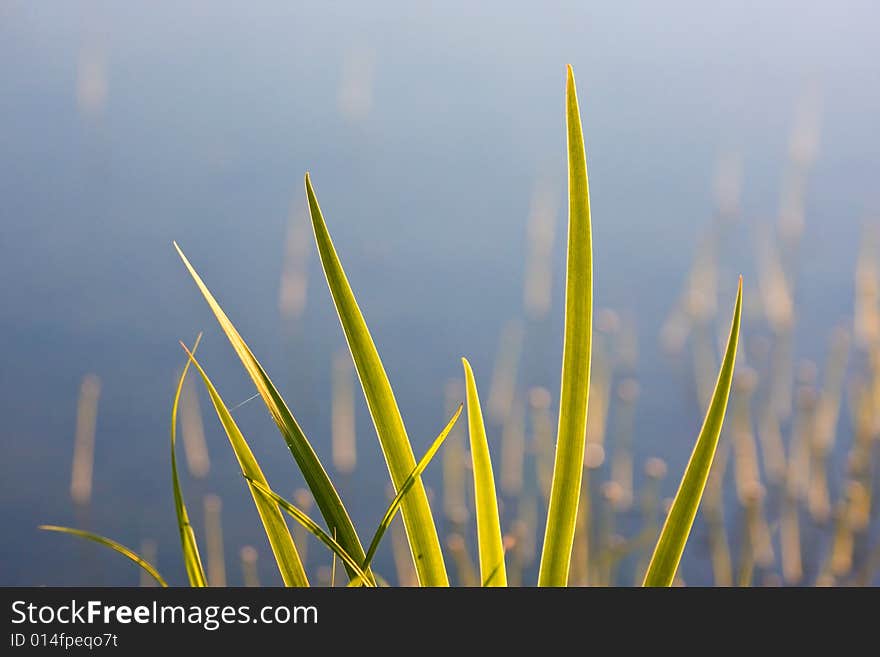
[41, 65, 742, 587]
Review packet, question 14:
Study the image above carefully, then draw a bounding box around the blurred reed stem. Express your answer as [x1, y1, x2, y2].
[71, 374, 101, 506]
[203, 494, 226, 587]
[487, 320, 524, 425]
[530, 387, 554, 503]
[290, 488, 314, 566]
[240, 546, 260, 587]
[331, 349, 357, 474]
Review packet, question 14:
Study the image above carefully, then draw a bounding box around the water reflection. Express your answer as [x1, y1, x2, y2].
[1, 2, 878, 587]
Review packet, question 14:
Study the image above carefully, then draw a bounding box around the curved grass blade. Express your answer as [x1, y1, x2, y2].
[362, 404, 463, 571]
[538, 64, 593, 586]
[305, 173, 448, 586]
[245, 478, 373, 586]
[643, 278, 743, 587]
[171, 334, 208, 587]
[180, 343, 309, 587]
[39, 525, 167, 587]
[462, 358, 507, 586]
[174, 242, 371, 584]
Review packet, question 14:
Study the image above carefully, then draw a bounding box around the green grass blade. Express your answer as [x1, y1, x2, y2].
[538, 64, 593, 586]
[462, 358, 507, 586]
[171, 334, 208, 587]
[482, 548, 510, 587]
[330, 529, 337, 587]
[347, 573, 392, 587]
[643, 278, 743, 587]
[362, 404, 463, 572]
[174, 242, 371, 584]
[180, 343, 309, 587]
[305, 173, 448, 587]
[39, 525, 167, 587]
[245, 478, 373, 586]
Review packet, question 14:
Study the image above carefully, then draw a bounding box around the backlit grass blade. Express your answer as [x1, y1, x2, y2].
[482, 547, 510, 587]
[362, 404, 463, 571]
[643, 278, 743, 587]
[174, 242, 371, 584]
[538, 64, 593, 586]
[39, 525, 167, 587]
[305, 173, 448, 587]
[462, 358, 507, 586]
[347, 573, 392, 587]
[330, 529, 337, 587]
[171, 334, 208, 587]
[245, 478, 373, 585]
[180, 343, 309, 587]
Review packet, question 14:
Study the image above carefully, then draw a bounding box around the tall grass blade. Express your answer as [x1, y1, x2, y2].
[538, 64, 593, 586]
[362, 404, 463, 571]
[174, 242, 370, 584]
[462, 358, 507, 586]
[245, 478, 373, 585]
[305, 173, 448, 586]
[171, 334, 208, 587]
[180, 344, 309, 587]
[643, 278, 743, 586]
[39, 526, 167, 587]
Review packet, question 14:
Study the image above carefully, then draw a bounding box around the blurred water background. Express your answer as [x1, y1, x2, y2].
[1, 1, 879, 586]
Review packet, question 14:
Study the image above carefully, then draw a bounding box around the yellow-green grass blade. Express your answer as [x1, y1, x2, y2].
[174, 242, 371, 585]
[39, 525, 167, 587]
[462, 358, 507, 586]
[538, 64, 593, 586]
[245, 478, 373, 586]
[305, 173, 448, 587]
[643, 278, 743, 587]
[330, 529, 337, 588]
[481, 545, 511, 587]
[180, 344, 309, 587]
[171, 334, 208, 587]
[362, 405, 463, 572]
[346, 573, 392, 587]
